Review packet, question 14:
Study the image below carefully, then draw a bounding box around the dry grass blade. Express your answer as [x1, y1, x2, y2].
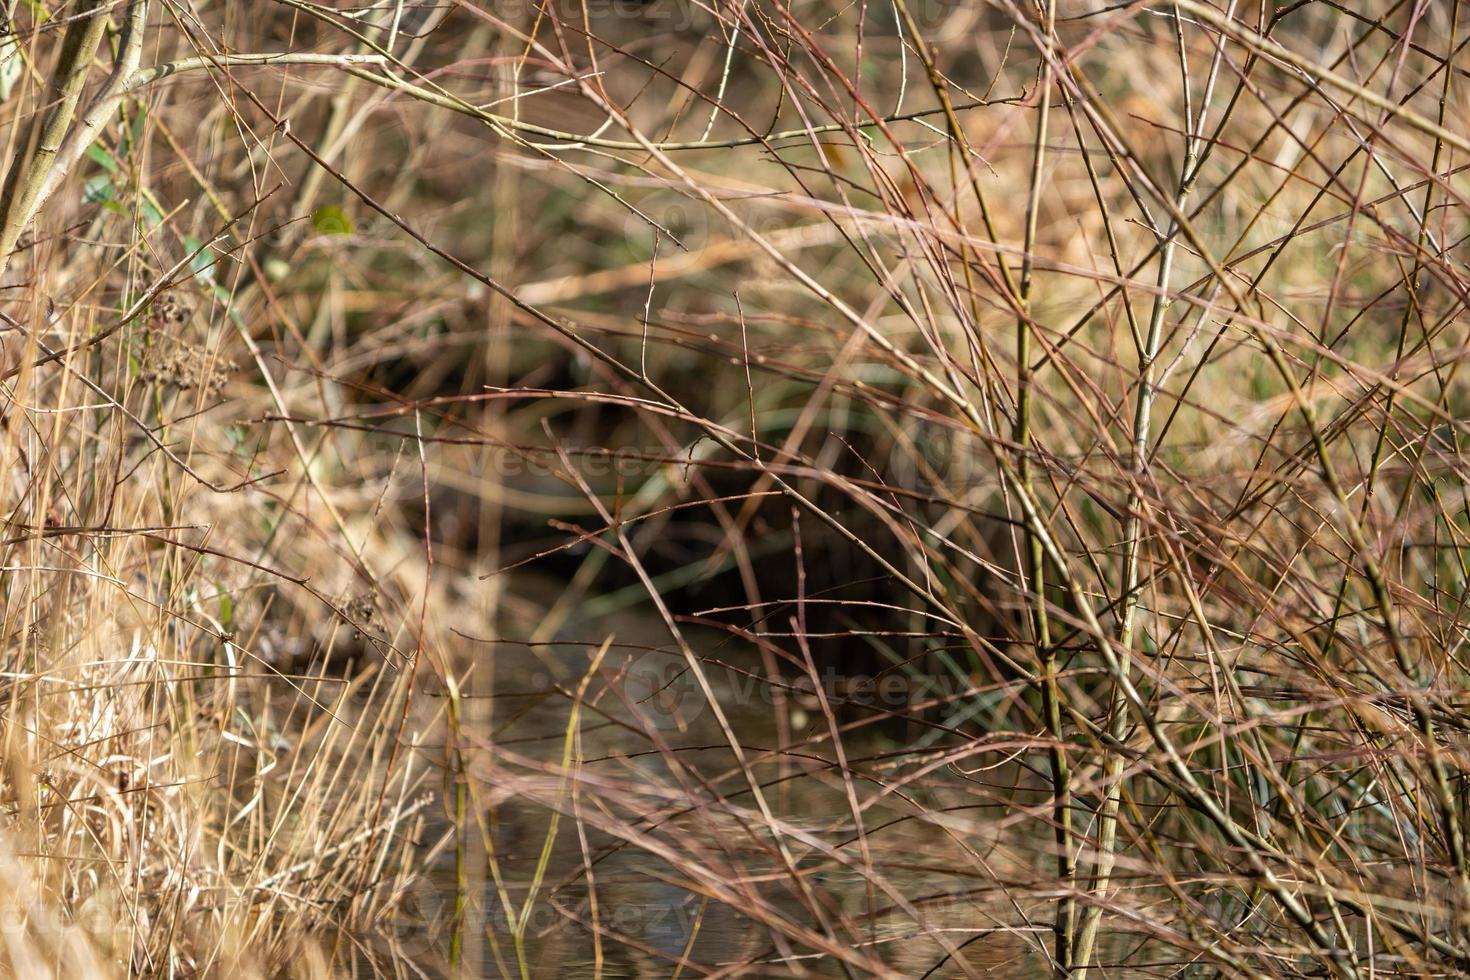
[2, 1, 1469, 977]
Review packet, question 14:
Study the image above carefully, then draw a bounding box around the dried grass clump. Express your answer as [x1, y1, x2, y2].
[1, 562, 434, 972]
[0, 427, 433, 978]
[3, 0, 1470, 977]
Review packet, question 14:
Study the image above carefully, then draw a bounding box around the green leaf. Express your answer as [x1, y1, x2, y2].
[184, 235, 218, 284]
[83, 173, 114, 204]
[126, 107, 146, 156]
[0, 34, 23, 104]
[310, 205, 354, 236]
[86, 143, 118, 173]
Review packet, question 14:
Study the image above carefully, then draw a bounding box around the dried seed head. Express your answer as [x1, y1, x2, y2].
[337, 592, 379, 639]
[139, 337, 236, 395]
[148, 293, 192, 330]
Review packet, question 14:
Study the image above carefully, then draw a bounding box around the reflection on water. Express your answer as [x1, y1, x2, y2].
[377, 588, 1051, 977]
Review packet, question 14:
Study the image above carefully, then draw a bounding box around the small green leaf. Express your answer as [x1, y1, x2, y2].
[0, 34, 22, 104]
[184, 235, 218, 284]
[83, 173, 114, 204]
[310, 205, 354, 236]
[124, 107, 146, 158]
[86, 143, 118, 173]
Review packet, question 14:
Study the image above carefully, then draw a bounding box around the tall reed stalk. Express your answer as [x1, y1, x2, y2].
[4, 2, 1470, 976]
